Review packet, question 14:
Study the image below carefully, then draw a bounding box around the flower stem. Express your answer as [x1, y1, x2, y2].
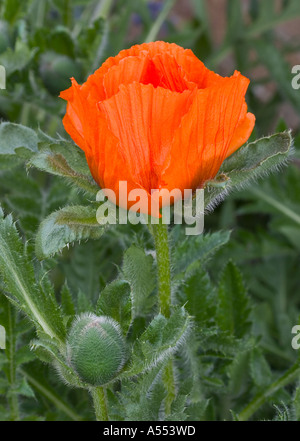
[90, 386, 109, 421]
[238, 362, 300, 421]
[150, 220, 175, 415]
[151, 221, 172, 318]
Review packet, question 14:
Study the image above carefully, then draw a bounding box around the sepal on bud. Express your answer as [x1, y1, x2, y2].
[67, 313, 126, 386]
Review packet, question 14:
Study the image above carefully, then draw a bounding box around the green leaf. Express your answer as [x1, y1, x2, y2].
[228, 348, 251, 396]
[15, 346, 36, 366]
[97, 280, 131, 332]
[60, 283, 76, 318]
[216, 261, 251, 338]
[76, 289, 93, 314]
[119, 366, 167, 421]
[205, 131, 293, 210]
[171, 230, 231, 277]
[14, 377, 35, 398]
[0, 208, 66, 343]
[122, 246, 156, 318]
[177, 268, 216, 325]
[0, 122, 38, 158]
[30, 337, 84, 388]
[250, 347, 272, 389]
[28, 140, 98, 194]
[62, 239, 118, 302]
[125, 307, 192, 376]
[35, 205, 107, 259]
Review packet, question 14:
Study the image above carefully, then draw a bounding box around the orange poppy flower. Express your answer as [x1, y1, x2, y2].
[60, 41, 255, 215]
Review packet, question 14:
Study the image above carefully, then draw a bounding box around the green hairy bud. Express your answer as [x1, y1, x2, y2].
[67, 313, 126, 386]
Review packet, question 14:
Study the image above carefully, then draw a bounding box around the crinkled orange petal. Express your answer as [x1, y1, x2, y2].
[98, 82, 194, 192]
[81, 41, 221, 102]
[60, 79, 85, 151]
[60, 78, 99, 155]
[150, 52, 195, 92]
[226, 112, 256, 158]
[161, 71, 255, 191]
[103, 56, 155, 99]
[116, 41, 221, 88]
[61, 112, 85, 150]
[85, 115, 158, 216]
[102, 51, 195, 98]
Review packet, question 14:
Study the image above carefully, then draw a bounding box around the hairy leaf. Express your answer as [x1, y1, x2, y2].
[217, 261, 251, 338]
[35, 205, 107, 259]
[28, 140, 98, 194]
[0, 208, 65, 343]
[97, 280, 131, 332]
[122, 246, 156, 318]
[0, 122, 38, 158]
[125, 307, 192, 376]
[205, 131, 293, 210]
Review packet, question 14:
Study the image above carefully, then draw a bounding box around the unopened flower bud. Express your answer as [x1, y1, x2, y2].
[67, 313, 125, 386]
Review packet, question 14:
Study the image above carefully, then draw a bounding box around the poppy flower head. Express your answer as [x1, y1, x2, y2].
[60, 41, 255, 214]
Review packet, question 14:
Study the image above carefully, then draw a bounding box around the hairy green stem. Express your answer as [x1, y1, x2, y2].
[238, 363, 300, 421]
[150, 221, 175, 415]
[151, 221, 172, 317]
[91, 387, 109, 421]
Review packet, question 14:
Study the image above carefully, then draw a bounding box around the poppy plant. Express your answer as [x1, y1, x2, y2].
[60, 41, 255, 215]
